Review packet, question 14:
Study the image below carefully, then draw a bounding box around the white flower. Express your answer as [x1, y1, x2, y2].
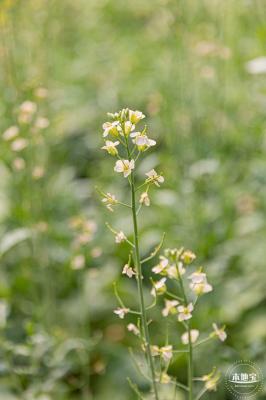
[3, 126, 19, 141]
[115, 231, 126, 243]
[124, 121, 135, 136]
[211, 323, 227, 342]
[11, 138, 28, 152]
[35, 117, 50, 129]
[122, 264, 136, 278]
[188, 271, 213, 295]
[114, 307, 129, 319]
[127, 323, 140, 336]
[177, 262, 186, 276]
[102, 192, 118, 211]
[201, 368, 220, 392]
[139, 192, 150, 206]
[145, 169, 164, 187]
[151, 277, 167, 297]
[101, 140, 119, 156]
[166, 264, 178, 279]
[181, 250, 196, 264]
[128, 110, 145, 124]
[190, 281, 213, 295]
[160, 372, 171, 384]
[177, 303, 194, 321]
[160, 345, 173, 362]
[151, 345, 173, 362]
[181, 329, 199, 345]
[32, 166, 45, 180]
[130, 131, 156, 151]
[188, 270, 206, 283]
[114, 159, 135, 177]
[246, 56, 266, 74]
[20, 100, 37, 114]
[19, 101, 37, 123]
[162, 299, 179, 317]
[151, 345, 160, 357]
[152, 256, 169, 274]
[71, 254, 86, 270]
[102, 121, 121, 137]
[13, 157, 25, 171]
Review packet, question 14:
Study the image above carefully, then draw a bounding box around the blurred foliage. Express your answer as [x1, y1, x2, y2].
[0, 0, 266, 399]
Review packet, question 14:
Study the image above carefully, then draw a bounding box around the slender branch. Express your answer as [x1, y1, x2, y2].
[113, 282, 141, 315]
[178, 273, 193, 400]
[135, 181, 148, 192]
[165, 291, 183, 301]
[140, 232, 166, 264]
[95, 186, 132, 209]
[170, 379, 189, 392]
[193, 336, 212, 348]
[127, 378, 145, 400]
[105, 222, 135, 248]
[195, 386, 208, 400]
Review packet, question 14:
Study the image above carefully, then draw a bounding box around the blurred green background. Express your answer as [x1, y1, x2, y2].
[0, 0, 266, 399]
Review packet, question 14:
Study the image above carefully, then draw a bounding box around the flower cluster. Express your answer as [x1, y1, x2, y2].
[101, 108, 159, 179]
[2, 92, 49, 177]
[99, 109, 226, 400]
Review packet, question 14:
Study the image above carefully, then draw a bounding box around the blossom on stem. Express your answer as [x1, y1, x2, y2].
[35, 117, 50, 129]
[188, 270, 213, 295]
[102, 192, 118, 212]
[13, 157, 25, 171]
[201, 368, 221, 391]
[102, 121, 121, 137]
[181, 329, 199, 344]
[130, 131, 156, 151]
[151, 277, 167, 297]
[127, 323, 140, 336]
[3, 126, 19, 141]
[162, 299, 179, 317]
[177, 303, 194, 321]
[19, 101, 37, 123]
[114, 307, 129, 319]
[211, 323, 227, 342]
[122, 264, 136, 278]
[152, 256, 169, 274]
[114, 159, 135, 178]
[145, 169, 164, 187]
[151, 345, 173, 362]
[71, 254, 86, 270]
[11, 138, 28, 152]
[181, 250, 196, 264]
[101, 140, 119, 156]
[128, 109, 145, 124]
[124, 121, 135, 136]
[167, 262, 185, 279]
[139, 192, 150, 206]
[164, 247, 184, 262]
[160, 372, 171, 384]
[115, 231, 127, 243]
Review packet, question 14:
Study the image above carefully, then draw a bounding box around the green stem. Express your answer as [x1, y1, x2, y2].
[130, 171, 159, 400]
[178, 274, 193, 400]
[124, 135, 159, 400]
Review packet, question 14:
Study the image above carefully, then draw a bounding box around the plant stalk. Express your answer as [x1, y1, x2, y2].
[178, 274, 193, 400]
[130, 171, 159, 400]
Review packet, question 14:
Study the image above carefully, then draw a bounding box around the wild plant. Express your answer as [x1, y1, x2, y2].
[98, 108, 226, 400]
